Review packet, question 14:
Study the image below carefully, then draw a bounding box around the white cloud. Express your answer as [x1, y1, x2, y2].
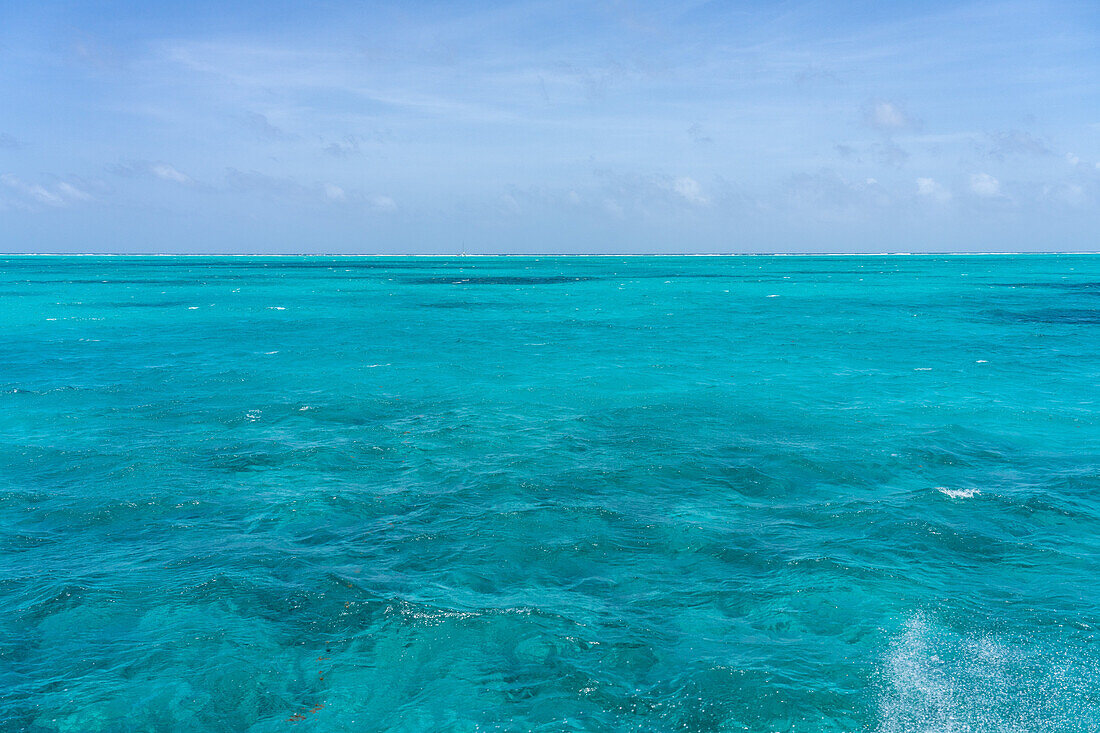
[916, 177, 951, 203]
[1065, 153, 1080, 166]
[324, 183, 346, 201]
[370, 195, 396, 211]
[152, 164, 194, 185]
[969, 172, 1001, 198]
[673, 176, 709, 205]
[867, 101, 908, 129]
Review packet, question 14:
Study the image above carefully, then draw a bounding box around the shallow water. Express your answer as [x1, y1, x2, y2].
[2, 255, 1099, 731]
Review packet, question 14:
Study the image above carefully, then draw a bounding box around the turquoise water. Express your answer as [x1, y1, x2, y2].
[2, 255, 1099, 732]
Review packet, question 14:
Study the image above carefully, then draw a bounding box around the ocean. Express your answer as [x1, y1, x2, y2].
[2, 255, 1099, 731]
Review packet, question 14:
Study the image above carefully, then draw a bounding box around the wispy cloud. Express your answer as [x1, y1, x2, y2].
[151, 164, 194, 185]
[225, 168, 308, 196]
[969, 172, 1001, 198]
[225, 167, 394, 211]
[244, 112, 296, 142]
[783, 170, 891, 220]
[2, 174, 92, 208]
[871, 141, 909, 168]
[1042, 181, 1086, 206]
[686, 123, 713, 145]
[323, 137, 361, 158]
[57, 182, 93, 201]
[111, 160, 197, 186]
[2, 175, 64, 206]
[984, 130, 1051, 160]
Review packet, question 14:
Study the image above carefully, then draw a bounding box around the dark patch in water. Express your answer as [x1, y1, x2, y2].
[210, 452, 283, 472]
[406, 275, 600, 285]
[995, 282, 1100, 291]
[421, 301, 512, 309]
[991, 308, 1100, 325]
[102, 300, 194, 308]
[14, 278, 206, 285]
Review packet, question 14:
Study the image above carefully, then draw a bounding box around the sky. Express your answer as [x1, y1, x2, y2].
[1, 0, 1098, 253]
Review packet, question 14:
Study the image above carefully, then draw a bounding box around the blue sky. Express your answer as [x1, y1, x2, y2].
[1, 0, 1098, 253]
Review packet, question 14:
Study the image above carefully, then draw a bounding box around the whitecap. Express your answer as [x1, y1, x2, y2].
[936, 487, 979, 499]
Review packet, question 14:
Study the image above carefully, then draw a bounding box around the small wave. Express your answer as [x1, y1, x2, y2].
[936, 487, 979, 499]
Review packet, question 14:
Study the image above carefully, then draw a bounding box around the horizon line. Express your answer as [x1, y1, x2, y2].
[3, 251, 1100, 258]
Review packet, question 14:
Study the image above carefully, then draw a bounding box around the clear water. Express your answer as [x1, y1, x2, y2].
[2, 255, 1099, 732]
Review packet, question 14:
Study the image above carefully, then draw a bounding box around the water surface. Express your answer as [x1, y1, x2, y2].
[2, 255, 1099, 731]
